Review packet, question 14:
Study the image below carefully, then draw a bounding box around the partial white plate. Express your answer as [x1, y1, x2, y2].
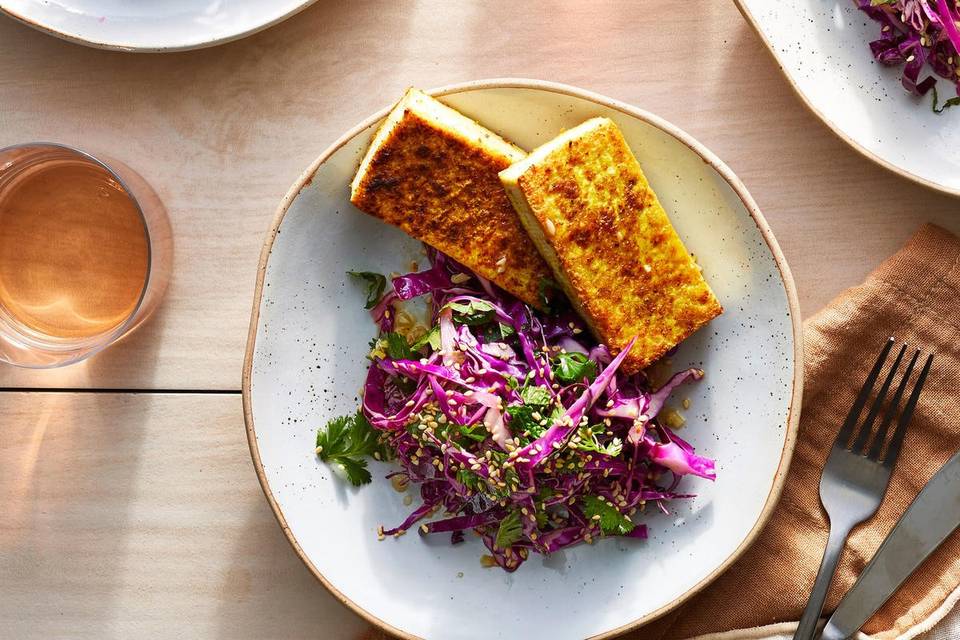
[243, 79, 803, 640]
[736, 0, 960, 197]
[0, 0, 317, 52]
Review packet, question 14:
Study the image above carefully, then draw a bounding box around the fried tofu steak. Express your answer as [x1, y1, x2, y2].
[350, 88, 552, 308]
[499, 117, 722, 374]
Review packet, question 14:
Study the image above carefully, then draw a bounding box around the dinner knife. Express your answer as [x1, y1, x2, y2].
[819, 449, 960, 640]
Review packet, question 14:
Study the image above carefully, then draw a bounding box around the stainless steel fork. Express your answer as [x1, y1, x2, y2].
[793, 337, 933, 640]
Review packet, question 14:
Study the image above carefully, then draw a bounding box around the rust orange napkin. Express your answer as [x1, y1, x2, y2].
[635, 223, 960, 640]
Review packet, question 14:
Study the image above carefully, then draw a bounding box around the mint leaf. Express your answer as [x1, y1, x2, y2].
[347, 271, 387, 309]
[583, 496, 634, 536]
[552, 351, 597, 384]
[494, 510, 522, 549]
[315, 411, 386, 486]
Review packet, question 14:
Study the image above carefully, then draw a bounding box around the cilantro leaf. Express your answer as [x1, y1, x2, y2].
[931, 85, 960, 114]
[347, 271, 387, 309]
[506, 404, 546, 439]
[537, 277, 562, 312]
[552, 351, 597, 384]
[483, 321, 515, 342]
[446, 300, 495, 326]
[411, 325, 440, 351]
[384, 331, 412, 360]
[583, 496, 635, 536]
[315, 412, 386, 486]
[576, 426, 623, 457]
[519, 385, 552, 407]
[494, 510, 522, 549]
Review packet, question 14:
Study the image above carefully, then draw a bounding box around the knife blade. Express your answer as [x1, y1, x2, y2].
[819, 449, 960, 640]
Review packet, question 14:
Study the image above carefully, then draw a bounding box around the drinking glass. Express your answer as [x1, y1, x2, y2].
[0, 143, 172, 368]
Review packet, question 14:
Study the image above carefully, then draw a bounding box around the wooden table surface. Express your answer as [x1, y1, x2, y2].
[1, 1, 957, 638]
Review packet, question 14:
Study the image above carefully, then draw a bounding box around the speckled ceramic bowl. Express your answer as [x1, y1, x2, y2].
[243, 79, 803, 640]
[0, 0, 317, 52]
[736, 0, 960, 197]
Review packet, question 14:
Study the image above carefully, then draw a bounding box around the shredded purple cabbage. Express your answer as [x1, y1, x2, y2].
[856, 0, 960, 109]
[352, 249, 715, 571]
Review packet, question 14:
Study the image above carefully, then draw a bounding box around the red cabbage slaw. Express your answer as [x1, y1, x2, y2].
[856, 0, 960, 111]
[346, 248, 715, 571]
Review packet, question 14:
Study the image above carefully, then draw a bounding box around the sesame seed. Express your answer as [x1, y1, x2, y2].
[315, 446, 323, 455]
[447, 399, 457, 406]
[420, 524, 429, 534]
[544, 219, 556, 236]
[907, 55, 916, 62]
[643, 264, 652, 273]
[450, 273, 470, 284]
[405, 399, 415, 407]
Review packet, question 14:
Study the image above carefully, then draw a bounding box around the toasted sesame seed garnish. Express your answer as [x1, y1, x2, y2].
[315, 446, 323, 455]
[544, 218, 556, 236]
[643, 264, 652, 273]
[450, 272, 471, 284]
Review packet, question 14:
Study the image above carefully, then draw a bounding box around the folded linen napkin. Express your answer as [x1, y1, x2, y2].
[635, 223, 960, 640]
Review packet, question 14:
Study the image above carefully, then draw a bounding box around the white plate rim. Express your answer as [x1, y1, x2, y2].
[733, 0, 960, 199]
[241, 77, 805, 640]
[0, 0, 319, 52]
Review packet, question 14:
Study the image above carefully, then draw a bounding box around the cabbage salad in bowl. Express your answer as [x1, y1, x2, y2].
[314, 248, 715, 572]
[857, 0, 960, 112]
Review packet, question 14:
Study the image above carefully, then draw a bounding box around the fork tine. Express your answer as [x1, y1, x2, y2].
[835, 337, 895, 449]
[867, 349, 919, 460]
[882, 353, 933, 468]
[851, 344, 907, 454]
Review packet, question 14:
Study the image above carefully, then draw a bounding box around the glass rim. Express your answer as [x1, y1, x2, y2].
[0, 141, 155, 367]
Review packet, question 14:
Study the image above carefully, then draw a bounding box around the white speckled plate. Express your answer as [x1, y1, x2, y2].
[243, 79, 803, 640]
[736, 0, 960, 197]
[0, 0, 316, 52]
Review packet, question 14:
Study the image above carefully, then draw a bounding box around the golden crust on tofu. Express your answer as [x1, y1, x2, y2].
[499, 117, 722, 374]
[350, 88, 552, 308]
